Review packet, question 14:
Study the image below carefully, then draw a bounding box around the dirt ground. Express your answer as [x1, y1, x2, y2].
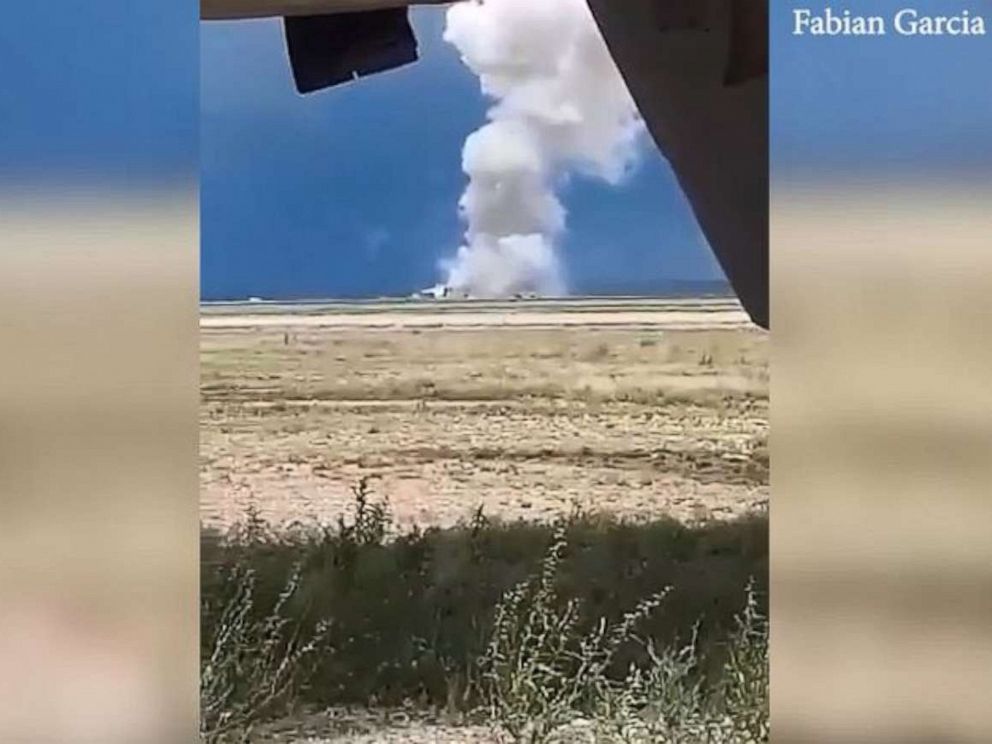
[249, 709, 503, 744]
[200, 298, 768, 532]
[246, 707, 606, 743]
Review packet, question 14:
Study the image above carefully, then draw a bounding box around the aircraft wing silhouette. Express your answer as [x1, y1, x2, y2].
[201, 0, 769, 329]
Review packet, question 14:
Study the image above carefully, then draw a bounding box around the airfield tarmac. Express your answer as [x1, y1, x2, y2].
[200, 297, 768, 531]
[200, 297, 751, 331]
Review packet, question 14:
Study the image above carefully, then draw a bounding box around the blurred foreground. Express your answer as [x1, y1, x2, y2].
[773, 183, 992, 742]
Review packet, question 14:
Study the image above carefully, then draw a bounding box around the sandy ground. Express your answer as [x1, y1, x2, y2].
[246, 707, 615, 743]
[249, 709, 504, 744]
[201, 298, 768, 532]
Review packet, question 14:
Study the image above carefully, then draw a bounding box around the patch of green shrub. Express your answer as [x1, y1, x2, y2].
[200, 482, 767, 742]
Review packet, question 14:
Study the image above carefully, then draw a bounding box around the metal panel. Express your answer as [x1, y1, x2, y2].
[588, 0, 768, 328]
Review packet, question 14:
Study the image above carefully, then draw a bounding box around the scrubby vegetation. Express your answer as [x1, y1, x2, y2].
[201, 482, 768, 742]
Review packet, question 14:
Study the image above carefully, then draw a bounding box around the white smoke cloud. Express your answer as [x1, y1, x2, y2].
[440, 0, 643, 298]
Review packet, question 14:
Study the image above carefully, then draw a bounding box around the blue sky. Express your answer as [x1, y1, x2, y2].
[3, 2, 986, 298]
[0, 1, 197, 185]
[200, 10, 722, 299]
[773, 0, 992, 178]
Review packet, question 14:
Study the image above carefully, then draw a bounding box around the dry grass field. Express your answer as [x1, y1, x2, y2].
[200, 298, 768, 532]
[199, 298, 769, 743]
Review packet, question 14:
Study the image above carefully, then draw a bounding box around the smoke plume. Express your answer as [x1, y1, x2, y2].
[441, 0, 642, 297]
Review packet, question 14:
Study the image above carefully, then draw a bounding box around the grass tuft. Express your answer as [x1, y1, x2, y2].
[201, 485, 767, 742]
